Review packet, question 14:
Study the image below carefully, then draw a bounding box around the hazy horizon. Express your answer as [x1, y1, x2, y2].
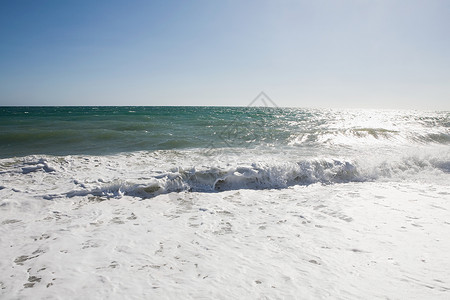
[1, 103, 449, 112]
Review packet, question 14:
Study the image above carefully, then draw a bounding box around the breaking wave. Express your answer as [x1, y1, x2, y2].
[288, 128, 450, 147]
[38, 157, 449, 200]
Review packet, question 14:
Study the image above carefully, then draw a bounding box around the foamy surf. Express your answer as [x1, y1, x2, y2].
[1, 180, 450, 299]
[1, 148, 448, 200]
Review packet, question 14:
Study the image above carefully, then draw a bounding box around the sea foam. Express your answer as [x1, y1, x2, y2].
[1, 150, 448, 200]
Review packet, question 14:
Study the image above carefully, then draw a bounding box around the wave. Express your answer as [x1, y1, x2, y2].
[288, 128, 450, 146]
[35, 156, 449, 200]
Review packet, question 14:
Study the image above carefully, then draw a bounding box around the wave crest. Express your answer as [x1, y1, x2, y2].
[3, 153, 448, 200]
[58, 158, 414, 199]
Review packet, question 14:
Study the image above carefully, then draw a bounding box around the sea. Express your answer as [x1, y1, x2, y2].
[1, 106, 450, 298]
[0, 106, 449, 198]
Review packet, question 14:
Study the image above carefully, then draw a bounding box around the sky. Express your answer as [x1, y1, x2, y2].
[0, 0, 449, 109]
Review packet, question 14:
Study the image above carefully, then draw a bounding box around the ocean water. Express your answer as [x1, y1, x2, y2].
[1, 106, 450, 298]
[0, 106, 449, 198]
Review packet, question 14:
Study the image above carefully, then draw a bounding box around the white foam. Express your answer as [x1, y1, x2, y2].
[1, 148, 449, 201]
[1, 181, 449, 298]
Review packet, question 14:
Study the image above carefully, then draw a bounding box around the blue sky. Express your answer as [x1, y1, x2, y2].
[0, 0, 449, 109]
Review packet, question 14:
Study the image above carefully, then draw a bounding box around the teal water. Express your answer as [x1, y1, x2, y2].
[1, 106, 449, 197]
[0, 106, 255, 157]
[0, 106, 449, 158]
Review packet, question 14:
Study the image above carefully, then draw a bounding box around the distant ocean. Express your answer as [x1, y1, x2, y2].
[0, 106, 449, 198]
